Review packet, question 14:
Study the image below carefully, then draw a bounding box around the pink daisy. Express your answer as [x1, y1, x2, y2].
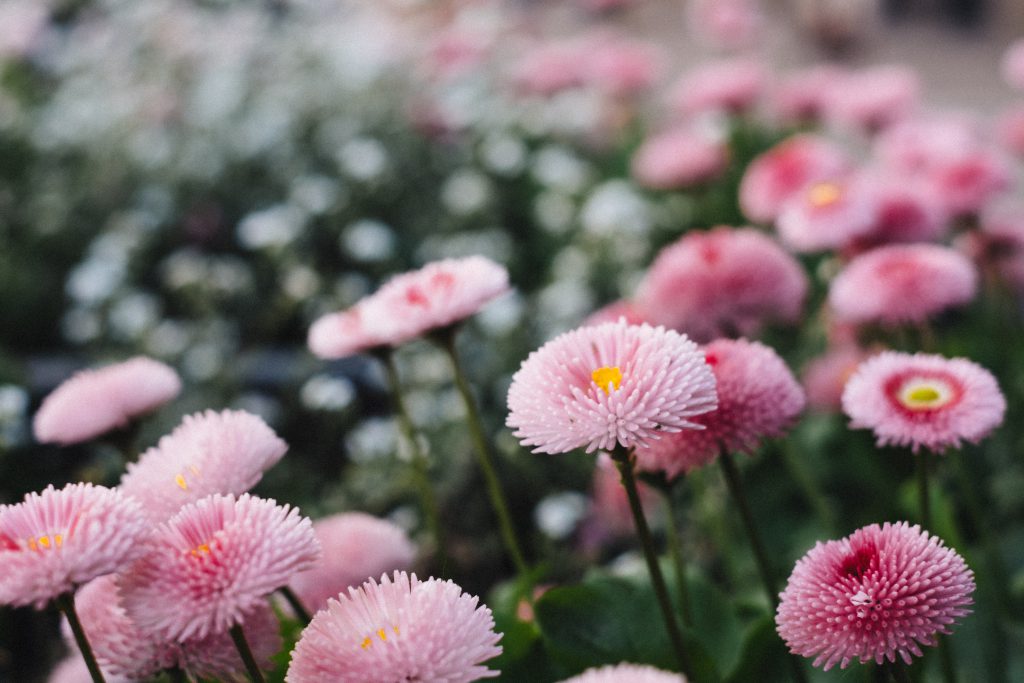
[635, 338, 805, 479]
[506, 321, 718, 454]
[776, 521, 975, 670]
[776, 174, 878, 253]
[559, 663, 686, 682]
[1001, 39, 1024, 90]
[686, 0, 761, 51]
[47, 657, 130, 683]
[739, 134, 851, 224]
[289, 512, 417, 614]
[995, 103, 1024, 158]
[120, 493, 320, 641]
[308, 304, 391, 360]
[828, 245, 977, 326]
[0, 483, 147, 608]
[770, 65, 848, 126]
[631, 125, 728, 190]
[582, 34, 663, 97]
[286, 571, 502, 683]
[33, 356, 181, 445]
[119, 409, 288, 523]
[583, 300, 648, 327]
[801, 346, 872, 413]
[822, 65, 920, 134]
[512, 41, 586, 96]
[669, 58, 766, 117]
[856, 170, 948, 246]
[634, 226, 809, 343]
[842, 351, 1005, 453]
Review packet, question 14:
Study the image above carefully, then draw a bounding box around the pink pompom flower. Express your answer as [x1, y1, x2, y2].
[289, 512, 417, 614]
[583, 34, 663, 97]
[631, 125, 728, 190]
[842, 351, 1005, 453]
[669, 58, 766, 117]
[506, 321, 718, 454]
[120, 493, 320, 641]
[776, 175, 878, 253]
[583, 299, 648, 327]
[47, 657, 130, 683]
[1001, 39, 1024, 90]
[828, 245, 977, 326]
[801, 346, 872, 413]
[776, 521, 974, 670]
[857, 170, 949, 246]
[635, 226, 808, 342]
[286, 571, 502, 683]
[771, 65, 848, 126]
[822, 65, 920, 134]
[308, 305, 391, 361]
[119, 409, 288, 523]
[512, 41, 586, 96]
[559, 662, 686, 682]
[0, 483, 147, 608]
[33, 356, 181, 445]
[635, 338, 805, 479]
[686, 0, 762, 51]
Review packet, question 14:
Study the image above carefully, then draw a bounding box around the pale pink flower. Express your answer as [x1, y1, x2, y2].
[979, 197, 1024, 247]
[776, 174, 878, 253]
[928, 148, 1013, 218]
[583, 35, 663, 97]
[0, 0, 49, 58]
[559, 663, 686, 682]
[583, 300, 648, 327]
[33, 357, 181, 445]
[822, 65, 920, 134]
[512, 42, 586, 96]
[842, 351, 1005, 453]
[286, 571, 502, 683]
[119, 409, 288, 523]
[777, 521, 974, 670]
[739, 134, 850, 224]
[506, 321, 718, 454]
[828, 245, 977, 326]
[631, 125, 728, 189]
[771, 65, 848, 125]
[289, 512, 417, 614]
[0, 483, 146, 608]
[1001, 39, 1024, 90]
[120, 493, 320, 641]
[635, 338, 805, 479]
[994, 103, 1024, 158]
[670, 58, 766, 117]
[424, 29, 492, 81]
[857, 170, 948, 246]
[587, 453, 658, 537]
[47, 657, 129, 683]
[801, 346, 872, 413]
[308, 304, 390, 360]
[686, 0, 762, 51]
[635, 226, 809, 342]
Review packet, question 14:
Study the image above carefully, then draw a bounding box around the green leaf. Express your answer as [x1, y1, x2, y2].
[724, 615, 790, 683]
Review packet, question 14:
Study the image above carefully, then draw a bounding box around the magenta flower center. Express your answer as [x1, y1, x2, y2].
[591, 366, 623, 395]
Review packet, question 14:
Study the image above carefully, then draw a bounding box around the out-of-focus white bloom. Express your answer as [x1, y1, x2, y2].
[237, 205, 306, 250]
[290, 175, 344, 214]
[282, 266, 320, 301]
[340, 219, 396, 262]
[441, 169, 492, 215]
[478, 134, 527, 176]
[346, 417, 398, 464]
[532, 146, 593, 194]
[67, 260, 125, 305]
[300, 375, 356, 411]
[580, 181, 651, 237]
[337, 137, 389, 182]
[476, 292, 525, 336]
[535, 492, 588, 540]
[534, 192, 577, 234]
[108, 292, 160, 341]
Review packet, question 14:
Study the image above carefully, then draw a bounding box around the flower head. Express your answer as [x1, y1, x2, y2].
[842, 351, 1005, 453]
[771, 65, 847, 126]
[506, 321, 717, 454]
[286, 571, 502, 683]
[289, 512, 417, 614]
[776, 521, 974, 670]
[631, 125, 727, 190]
[776, 175, 877, 253]
[33, 357, 181, 445]
[1002, 39, 1024, 90]
[635, 339, 805, 479]
[801, 346, 872, 413]
[120, 493, 320, 641]
[559, 663, 686, 682]
[828, 245, 977, 326]
[0, 483, 147, 608]
[308, 305, 390, 360]
[670, 58, 765, 116]
[635, 226, 808, 342]
[120, 409, 288, 523]
[822, 65, 920, 133]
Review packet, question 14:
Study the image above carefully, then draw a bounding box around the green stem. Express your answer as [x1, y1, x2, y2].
[916, 454, 932, 531]
[611, 448, 693, 678]
[167, 667, 188, 683]
[229, 623, 266, 683]
[438, 329, 530, 580]
[661, 492, 693, 627]
[938, 637, 957, 683]
[778, 441, 836, 532]
[56, 592, 106, 683]
[278, 585, 313, 625]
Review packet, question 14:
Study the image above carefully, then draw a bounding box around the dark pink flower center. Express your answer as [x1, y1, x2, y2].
[839, 542, 877, 580]
[883, 370, 963, 416]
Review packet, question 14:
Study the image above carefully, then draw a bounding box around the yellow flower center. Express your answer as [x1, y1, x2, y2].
[26, 534, 63, 551]
[174, 465, 202, 491]
[897, 379, 953, 411]
[360, 625, 400, 650]
[591, 366, 622, 395]
[807, 181, 843, 208]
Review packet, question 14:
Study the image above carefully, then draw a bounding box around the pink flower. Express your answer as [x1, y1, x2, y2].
[308, 305, 391, 360]
[801, 346, 872, 413]
[512, 42, 586, 96]
[828, 245, 977, 326]
[289, 512, 417, 614]
[739, 134, 850, 224]
[0, 483, 147, 608]
[286, 571, 502, 683]
[841, 351, 1005, 453]
[822, 65, 920, 134]
[583, 35, 663, 97]
[506, 321, 717, 454]
[119, 409, 288, 523]
[583, 299, 648, 327]
[994, 103, 1024, 158]
[776, 521, 974, 670]
[635, 338, 805, 479]
[33, 357, 181, 445]
[929, 148, 1013, 218]
[47, 657, 129, 683]
[559, 663, 686, 682]
[631, 125, 728, 190]
[587, 453, 658, 537]
[686, 0, 762, 51]
[776, 175, 878, 253]
[771, 65, 848, 125]
[669, 58, 766, 117]
[635, 226, 809, 342]
[1001, 39, 1024, 90]
[120, 493, 320, 641]
[857, 170, 948, 246]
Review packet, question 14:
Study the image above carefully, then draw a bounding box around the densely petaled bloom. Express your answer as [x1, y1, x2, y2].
[559, 663, 686, 682]
[739, 134, 850, 224]
[119, 409, 288, 523]
[631, 125, 728, 190]
[120, 493, 320, 641]
[635, 227, 808, 342]
[776, 522, 975, 670]
[308, 305, 390, 360]
[828, 245, 977, 326]
[68, 574, 281, 680]
[635, 338, 805, 479]
[286, 571, 502, 683]
[842, 352, 1004, 453]
[822, 65, 920, 133]
[506, 321, 717, 454]
[776, 174, 878, 253]
[771, 65, 847, 126]
[858, 171, 948, 246]
[583, 300, 648, 327]
[0, 483, 147, 608]
[47, 657, 129, 683]
[289, 512, 417, 614]
[669, 58, 765, 116]
[33, 356, 181, 445]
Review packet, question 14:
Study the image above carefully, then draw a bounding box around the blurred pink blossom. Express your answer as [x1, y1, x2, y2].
[776, 175, 878, 253]
[670, 58, 766, 117]
[1001, 39, 1024, 90]
[822, 65, 920, 134]
[687, 0, 763, 52]
[631, 125, 728, 189]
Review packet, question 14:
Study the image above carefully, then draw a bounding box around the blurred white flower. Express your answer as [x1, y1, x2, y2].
[580, 180, 651, 237]
[535, 492, 588, 540]
[441, 169, 492, 215]
[300, 374, 356, 411]
[338, 137, 389, 182]
[237, 204, 306, 250]
[532, 146, 592, 194]
[340, 219, 396, 262]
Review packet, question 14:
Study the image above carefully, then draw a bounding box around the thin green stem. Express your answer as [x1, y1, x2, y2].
[56, 592, 106, 683]
[612, 448, 693, 678]
[938, 637, 957, 683]
[916, 454, 932, 530]
[661, 492, 693, 627]
[278, 585, 313, 625]
[229, 623, 266, 683]
[438, 329, 529, 580]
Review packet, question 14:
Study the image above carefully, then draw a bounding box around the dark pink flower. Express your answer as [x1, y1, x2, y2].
[857, 170, 949, 246]
[670, 58, 766, 117]
[777, 522, 974, 670]
[631, 125, 728, 190]
[842, 351, 1005, 453]
[33, 357, 181, 445]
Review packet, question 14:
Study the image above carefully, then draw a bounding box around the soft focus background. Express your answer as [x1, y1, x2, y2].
[3, 0, 1024, 681]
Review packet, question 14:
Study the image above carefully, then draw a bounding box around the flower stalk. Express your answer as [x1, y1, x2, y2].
[56, 591, 106, 683]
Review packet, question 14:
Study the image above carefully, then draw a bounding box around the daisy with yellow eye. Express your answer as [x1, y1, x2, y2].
[776, 174, 878, 253]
